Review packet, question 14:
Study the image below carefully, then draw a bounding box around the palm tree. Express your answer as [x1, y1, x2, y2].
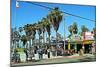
[68, 22, 78, 34]
[45, 17, 51, 46]
[47, 7, 63, 56]
[18, 27, 23, 48]
[72, 22, 78, 34]
[68, 22, 78, 39]
[81, 25, 89, 33]
[24, 24, 33, 48]
[32, 23, 37, 46]
[37, 22, 42, 47]
[41, 18, 46, 46]
[21, 35, 28, 48]
[68, 22, 78, 51]
[48, 7, 63, 49]
[68, 25, 74, 41]
[49, 7, 63, 32]
[13, 28, 20, 48]
[68, 25, 73, 35]
[19, 27, 23, 34]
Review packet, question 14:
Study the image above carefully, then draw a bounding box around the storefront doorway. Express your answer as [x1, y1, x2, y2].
[77, 44, 82, 53]
[84, 44, 91, 53]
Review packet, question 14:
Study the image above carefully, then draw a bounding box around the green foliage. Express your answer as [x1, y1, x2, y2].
[68, 22, 78, 34]
[21, 35, 28, 46]
[81, 25, 89, 32]
[48, 7, 63, 32]
[73, 22, 78, 34]
[15, 48, 25, 52]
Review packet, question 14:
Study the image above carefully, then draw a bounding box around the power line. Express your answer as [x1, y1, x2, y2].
[62, 11, 96, 22]
[19, 1, 96, 22]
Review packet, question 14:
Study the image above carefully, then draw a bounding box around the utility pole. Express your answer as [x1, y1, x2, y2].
[64, 16, 66, 50]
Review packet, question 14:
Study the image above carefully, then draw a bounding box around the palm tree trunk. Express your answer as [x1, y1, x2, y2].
[39, 34, 40, 47]
[19, 40, 21, 48]
[24, 42, 27, 49]
[56, 31, 57, 56]
[29, 38, 31, 49]
[14, 41, 16, 49]
[49, 34, 51, 47]
[32, 39, 34, 46]
[32, 38, 35, 47]
[12, 40, 14, 49]
[23, 42, 25, 48]
[18, 40, 20, 48]
[43, 32, 45, 46]
[34, 39, 35, 46]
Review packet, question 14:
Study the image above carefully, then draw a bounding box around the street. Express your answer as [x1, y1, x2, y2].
[11, 54, 96, 67]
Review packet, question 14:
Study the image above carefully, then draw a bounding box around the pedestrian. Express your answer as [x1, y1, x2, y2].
[92, 46, 95, 55]
[61, 48, 64, 56]
[38, 48, 43, 60]
[47, 48, 50, 58]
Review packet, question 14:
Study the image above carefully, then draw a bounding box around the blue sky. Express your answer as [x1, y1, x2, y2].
[11, 0, 96, 38]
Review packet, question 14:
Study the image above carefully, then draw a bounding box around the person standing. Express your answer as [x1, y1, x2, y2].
[38, 48, 43, 60]
[47, 48, 50, 58]
[92, 42, 96, 55]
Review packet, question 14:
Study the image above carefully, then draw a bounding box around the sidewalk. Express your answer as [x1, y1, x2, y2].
[48, 53, 95, 59]
[47, 54, 80, 60]
[11, 53, 96, 67]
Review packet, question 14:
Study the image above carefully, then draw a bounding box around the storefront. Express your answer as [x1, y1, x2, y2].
[66, 40, 95, 53]
[64, 32, 95, 53]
